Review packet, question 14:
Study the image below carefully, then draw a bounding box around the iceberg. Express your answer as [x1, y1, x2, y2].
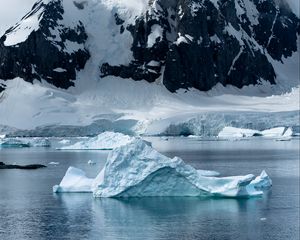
[0, 137, 51, 148]
[218, 126, 293, 139]
[57, 132, 135, 150]
[0, 138, 30, 148]
[54, 140, 272, 198]
[53, 167, 94, 193]
[218, 127, 261, 138]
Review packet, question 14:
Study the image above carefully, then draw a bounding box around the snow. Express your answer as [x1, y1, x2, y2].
[175, 34, 189, 45]
[147, 25, 163, 48]
[4, 1, 45, 46]
[218, 126, 293, 139]
[53, 167, 94, 193]
[58, 131, 135, 150]
[53, 68, 67, 73]
[54, 140, 272, 198]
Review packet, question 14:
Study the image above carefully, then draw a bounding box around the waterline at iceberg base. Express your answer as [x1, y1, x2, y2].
[53, 140, 272, 198]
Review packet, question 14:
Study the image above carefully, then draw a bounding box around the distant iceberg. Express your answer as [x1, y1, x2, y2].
[57, 132, 135, 150]
[0, 137, 51, 148]
[218, 126, 293, 139]
[54, 140, 272, 198]
[0, 138, 30, 148]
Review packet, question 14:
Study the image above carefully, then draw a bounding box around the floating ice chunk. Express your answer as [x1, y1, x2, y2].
[54, 140, 271, 197]
[0, 138, 30, 148]
[218, 126, 293, 139]
[250, 170, 272, 189]
[218, 127, 260, 138]
[88, 160, 96, 165]
[53, 167, 94, 193]
[261, 127, 290, 138]
[0, 134, 5, 139]
[49, 162, 60, 165]
[92, 140, 268, 198]
[58, 132, 135, 150]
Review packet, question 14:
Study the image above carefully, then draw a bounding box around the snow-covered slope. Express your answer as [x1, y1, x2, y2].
[0, 0, 299, 135]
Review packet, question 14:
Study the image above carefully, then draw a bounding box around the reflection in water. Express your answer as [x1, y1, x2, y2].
[0, 139, 298, 240]
[57, 194, 267, 239]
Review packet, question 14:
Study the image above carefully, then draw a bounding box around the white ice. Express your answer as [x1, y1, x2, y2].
[218, 126, 293, 139]
[53, 167, 94, 193]
[53, 140, 272, 198]
[0, 137, 50, 147]
[58, 132, 135, 150]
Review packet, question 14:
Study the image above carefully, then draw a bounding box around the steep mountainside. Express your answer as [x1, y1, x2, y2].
[0, 0, 299, 92]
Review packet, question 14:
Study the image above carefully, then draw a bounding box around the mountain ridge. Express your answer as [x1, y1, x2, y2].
[0, 0, 299, 93]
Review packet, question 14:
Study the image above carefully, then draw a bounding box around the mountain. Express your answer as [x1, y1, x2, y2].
[0, 0, 299, 136]
[0, 0, 299, 93]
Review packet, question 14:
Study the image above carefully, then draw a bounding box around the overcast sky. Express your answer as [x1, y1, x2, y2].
[0, 0, 299, 36]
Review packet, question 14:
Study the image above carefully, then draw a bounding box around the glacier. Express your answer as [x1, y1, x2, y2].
[53, 140, 272, 198]
[57, 132, 135, 150]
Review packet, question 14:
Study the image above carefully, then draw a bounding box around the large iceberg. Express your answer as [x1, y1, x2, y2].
[54, 140, 272, 198]
[58, 132, 135, 150]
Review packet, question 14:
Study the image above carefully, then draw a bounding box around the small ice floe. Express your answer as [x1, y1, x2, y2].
[54, 140, 272, 198]
[88, 160, 96, 165]
[260, 218, 267, 221]
[49, 162, 60, 165]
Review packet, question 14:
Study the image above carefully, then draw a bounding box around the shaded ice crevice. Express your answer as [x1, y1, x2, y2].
[53, 140, 272, 198]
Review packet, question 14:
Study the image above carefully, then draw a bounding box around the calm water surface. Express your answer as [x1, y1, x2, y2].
[0, 138, 299, 240]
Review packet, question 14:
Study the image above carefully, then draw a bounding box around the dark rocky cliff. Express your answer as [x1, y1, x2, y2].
[0, 0, 299, 93]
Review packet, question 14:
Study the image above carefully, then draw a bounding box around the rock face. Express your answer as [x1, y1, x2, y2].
[0, 0, 90, 89]
[102, 0, 299, 91]
[0, 162, 46, 169]
[0, 0, 299, 92]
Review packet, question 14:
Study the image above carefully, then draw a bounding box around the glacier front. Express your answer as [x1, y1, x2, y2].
[54, 140, 272, 198]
